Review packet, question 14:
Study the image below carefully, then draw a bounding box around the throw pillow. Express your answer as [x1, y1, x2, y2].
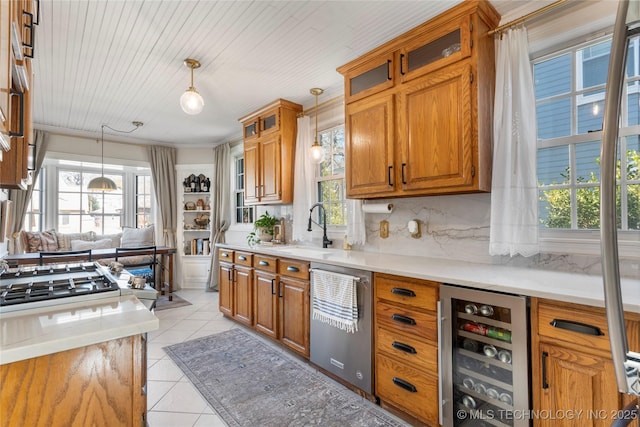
[121, 226, 154, 248]
[57, 231, 97, 251]
[70, 238, 113, 251]
[101, 233, 122, 248]
[21, 230, 58, 253]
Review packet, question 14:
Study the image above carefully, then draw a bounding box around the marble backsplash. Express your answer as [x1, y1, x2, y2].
[231, 193, 639, 279]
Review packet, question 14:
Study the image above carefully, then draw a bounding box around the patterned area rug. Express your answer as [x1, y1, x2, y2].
[164, 328, 409, 427]
[154, 294, 192, 311]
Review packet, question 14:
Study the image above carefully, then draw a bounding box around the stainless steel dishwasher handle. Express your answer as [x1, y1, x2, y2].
[437, 300, 444, 427]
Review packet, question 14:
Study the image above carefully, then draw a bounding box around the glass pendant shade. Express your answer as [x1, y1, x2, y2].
[180, 88, 204, 115]
[310, 141, 325, 164]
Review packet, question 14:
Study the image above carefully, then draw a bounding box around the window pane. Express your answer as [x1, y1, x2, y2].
[575, 141, 601, 182]
[537, 146, 570, 185]
[627, 87, 640, 126]
[576, 187, 600, 229]
[577, 91, 604, 133]
[580, 40, 610, 89]
[627, 137, 640, 181]
[536, 98, 571, 139]
[628, 184, 640, 230]
[539, 188, 571, 229]
[534, 54, 571, 99]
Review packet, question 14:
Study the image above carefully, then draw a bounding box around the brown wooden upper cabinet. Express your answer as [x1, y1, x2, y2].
[1, 0, 36, 190]
[338, 0, 499, 199]
[239, 99, 302, 205]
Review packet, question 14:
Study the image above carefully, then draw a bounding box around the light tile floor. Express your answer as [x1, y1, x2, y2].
[146, 289, 236, 427]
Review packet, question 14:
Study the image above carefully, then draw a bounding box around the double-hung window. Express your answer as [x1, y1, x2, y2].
[316, 125, 346, 227]
[535, 35, 640, 233]
[234, 155, 254, 225]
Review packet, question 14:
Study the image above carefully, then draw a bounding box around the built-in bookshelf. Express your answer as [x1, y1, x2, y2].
[176, 165, 214, 289]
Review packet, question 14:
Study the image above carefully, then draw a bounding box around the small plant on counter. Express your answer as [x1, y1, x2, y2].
[247, 211, 280, 246]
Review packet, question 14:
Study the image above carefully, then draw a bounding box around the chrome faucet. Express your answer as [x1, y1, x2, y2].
[307, 203, 333, 248]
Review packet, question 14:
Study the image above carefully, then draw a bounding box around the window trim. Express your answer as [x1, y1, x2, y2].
[228, 143, 253, 233]
[534, 35, 640, 258]
[38, 156, 153, 233]
[314, 123, 346, 231]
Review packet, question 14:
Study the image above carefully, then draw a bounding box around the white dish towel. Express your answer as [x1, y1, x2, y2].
[311, 269, 358, 333]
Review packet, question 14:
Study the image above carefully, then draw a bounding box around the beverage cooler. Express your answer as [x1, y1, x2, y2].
[440, 284, 530, 427]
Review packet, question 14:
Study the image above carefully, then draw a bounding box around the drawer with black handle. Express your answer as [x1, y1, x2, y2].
[375, 273, 438, 311]
[537, 300, 610, 351]
[376, 324, 437, 373]
[375, 352, 439, 426]
[375, 300, 437, 341]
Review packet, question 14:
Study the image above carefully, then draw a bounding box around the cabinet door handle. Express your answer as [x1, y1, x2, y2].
[399, 53, 406, 75]
[259, 260, 269, 266]
[238, 255, 246, 261]
[391, 287, 415, 297]
[9, 91, 24, 137]
[278, 281, 284, 298]
[227, 269, 232, 282]
[550, 319, 604, 336]
[541, 351, 549, 389]
[386, 59, 392, 80]
[391, 313, 416, 325]
[271, 278, 276, 295]
[233, 269, 237, 282]
[286, 266, 299, 273]
[392, 341, 417, 354]
[401, 163, 407, 184]
[392, 377, 417, 393]
[388, 166, 393, 186]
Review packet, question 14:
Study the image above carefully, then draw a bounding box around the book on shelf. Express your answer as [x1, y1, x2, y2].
[203, 238, 210, 255]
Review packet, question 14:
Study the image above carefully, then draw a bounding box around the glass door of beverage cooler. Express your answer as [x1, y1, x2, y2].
[440, 285, 530, 427]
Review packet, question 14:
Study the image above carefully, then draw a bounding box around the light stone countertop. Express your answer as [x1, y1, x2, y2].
[0, 295, 159, 365]
[218, 243, 640, 314]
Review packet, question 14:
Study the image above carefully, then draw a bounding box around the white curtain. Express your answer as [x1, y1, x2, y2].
[346, 200, 365, 245]
[292, 116, 314, 243]
[489, 26, 539, 257]
[147, 146, 177, 248]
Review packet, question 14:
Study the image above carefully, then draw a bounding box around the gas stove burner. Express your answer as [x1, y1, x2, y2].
[0, 262, 120, 309]
[0, 262, 97, 280]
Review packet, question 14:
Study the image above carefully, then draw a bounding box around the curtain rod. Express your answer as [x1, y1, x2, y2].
[488, 0, 569, 36]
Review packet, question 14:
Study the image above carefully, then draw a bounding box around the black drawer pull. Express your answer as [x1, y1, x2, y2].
[392, 377, 417, 393]
[391, 287, 415, 297]
[541, 351, 549, 389]
[238, 255, 247, 261]
[392, 341, 417, 354]
[259, 260, 269, 266]
[391, 314, 416, 325]
[550, 319, 604, 336]
[287, 266, 299, 273]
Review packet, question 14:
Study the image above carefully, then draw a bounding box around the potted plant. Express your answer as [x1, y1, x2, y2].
[247, 211, 280, 246]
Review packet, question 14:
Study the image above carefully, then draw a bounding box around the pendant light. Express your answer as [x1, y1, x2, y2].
[309, 88, 325, 164]
[88, 121, 143, 192]
[180, 58, 204, 115]
[87, 125, 118, 191]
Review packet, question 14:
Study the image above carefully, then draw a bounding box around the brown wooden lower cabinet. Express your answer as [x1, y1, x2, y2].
[0, 335, 147, 427]
[278, 275, 309, 357]
[219, 250, 310, 359]
[374, 272, 440, 426]
[531, 298, 640, 427]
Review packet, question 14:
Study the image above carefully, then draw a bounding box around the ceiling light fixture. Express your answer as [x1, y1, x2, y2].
[180, 58, 204, 115]
[309, 88, 325, 164]
[88, 121, 143, 192]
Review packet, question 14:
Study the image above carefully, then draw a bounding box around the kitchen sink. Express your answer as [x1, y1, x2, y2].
[269, 246, 333, 258]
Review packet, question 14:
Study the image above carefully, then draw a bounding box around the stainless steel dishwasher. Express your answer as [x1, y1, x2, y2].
[309, 262, 373, 394]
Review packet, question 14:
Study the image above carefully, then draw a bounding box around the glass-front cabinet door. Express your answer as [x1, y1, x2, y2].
[243, 119, 259, 141]
[343, 53, 395, 103]
[259, 107, 279, 136]
[399, 16, 471, 84]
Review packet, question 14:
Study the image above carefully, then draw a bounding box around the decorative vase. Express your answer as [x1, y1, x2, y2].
[258, 228, 273, 242]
